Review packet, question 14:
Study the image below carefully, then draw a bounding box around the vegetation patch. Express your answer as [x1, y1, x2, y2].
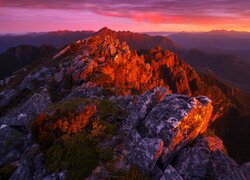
[45, 133, 112, 180]
[46, 98, 84, 114]
[47, 75, 73, 102]
[33, 98, 128, 179]
[107, 165, 150, 180]
[97, 98, 128, 122]
[32, 98, 96, 148]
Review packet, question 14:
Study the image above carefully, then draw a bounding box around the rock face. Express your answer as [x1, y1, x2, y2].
[172, 135, 246, 180]
[124, 88, 213, 173]
[143, 95, 212, 155]
[0, 88, 51, 127]
[129, 137, 164, 172]
[207, 151, 246, 180]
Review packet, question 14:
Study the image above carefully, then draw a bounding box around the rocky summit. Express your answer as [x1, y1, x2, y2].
[0, 30, 249, 180]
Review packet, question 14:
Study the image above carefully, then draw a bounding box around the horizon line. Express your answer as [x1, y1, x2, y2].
[1, 28, 250, 36]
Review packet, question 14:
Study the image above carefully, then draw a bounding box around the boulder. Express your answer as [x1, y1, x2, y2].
[19, 67, 50, 90]
[0, 88, 51, 127]
[124, 87, 170, 131]
[207, 151, 246, 180]
[128, 138, 164, 172]
[142, 95, 213, 164]
[173, 146, 210, 179]
[125, 90, 213, 173]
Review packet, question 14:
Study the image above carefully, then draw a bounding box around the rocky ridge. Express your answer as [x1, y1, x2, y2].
[0, 30, 249, 179]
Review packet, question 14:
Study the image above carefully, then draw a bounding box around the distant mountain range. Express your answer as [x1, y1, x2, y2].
[183, 49, 250, 94]
[0, 30, 94, 53]
[168, 30, 250, 63]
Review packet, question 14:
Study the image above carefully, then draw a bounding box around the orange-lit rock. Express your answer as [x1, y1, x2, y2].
[123, 88, 213, 172]
[65, 35, 204, 96]
[33, 105, 96, 146]
[205, 136, 225, 152]
[142, 95, 213, 164]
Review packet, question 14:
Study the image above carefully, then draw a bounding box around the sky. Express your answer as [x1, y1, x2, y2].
[1, 0, 250, 33]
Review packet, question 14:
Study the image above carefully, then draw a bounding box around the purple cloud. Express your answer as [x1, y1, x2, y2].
[1, 0, 250, 32]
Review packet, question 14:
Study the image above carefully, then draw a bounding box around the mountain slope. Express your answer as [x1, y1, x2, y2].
[0, 30, 249, 179]
[0, 44, 56, 79]
[198, 69, 250, 164]
[184, 49, 250, 94]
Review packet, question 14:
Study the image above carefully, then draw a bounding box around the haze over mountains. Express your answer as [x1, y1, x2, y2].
[168, 30, 250, 64]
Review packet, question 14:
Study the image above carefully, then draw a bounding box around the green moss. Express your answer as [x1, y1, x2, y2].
[104, 122, 117, 137]
[98, 148, 114, 163]
[47, 75, 73, 102]
[45, 133, 112, 180]
[108, 166, 149, 180]
[203, 128, 216, 137]
[47, 98, 84, 114]
[97, 99, 127, 122]
[0, 164, 17, 180]
[222, 146, 228, 155]
[120, 167, 150, 180]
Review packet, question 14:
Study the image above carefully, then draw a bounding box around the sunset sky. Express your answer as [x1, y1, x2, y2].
[1, 0, 250, 33]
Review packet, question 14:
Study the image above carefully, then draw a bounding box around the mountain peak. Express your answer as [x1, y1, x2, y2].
[96, 27, 113, 36]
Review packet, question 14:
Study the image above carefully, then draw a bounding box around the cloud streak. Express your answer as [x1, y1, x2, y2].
[1, 0, 250, 32]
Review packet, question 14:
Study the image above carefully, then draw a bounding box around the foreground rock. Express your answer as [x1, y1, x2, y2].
[124, 87, 213, 172]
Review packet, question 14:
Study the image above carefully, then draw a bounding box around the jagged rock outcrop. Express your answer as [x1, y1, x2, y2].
[50, 34, 204, 98]
[95, 27, 181, 52]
